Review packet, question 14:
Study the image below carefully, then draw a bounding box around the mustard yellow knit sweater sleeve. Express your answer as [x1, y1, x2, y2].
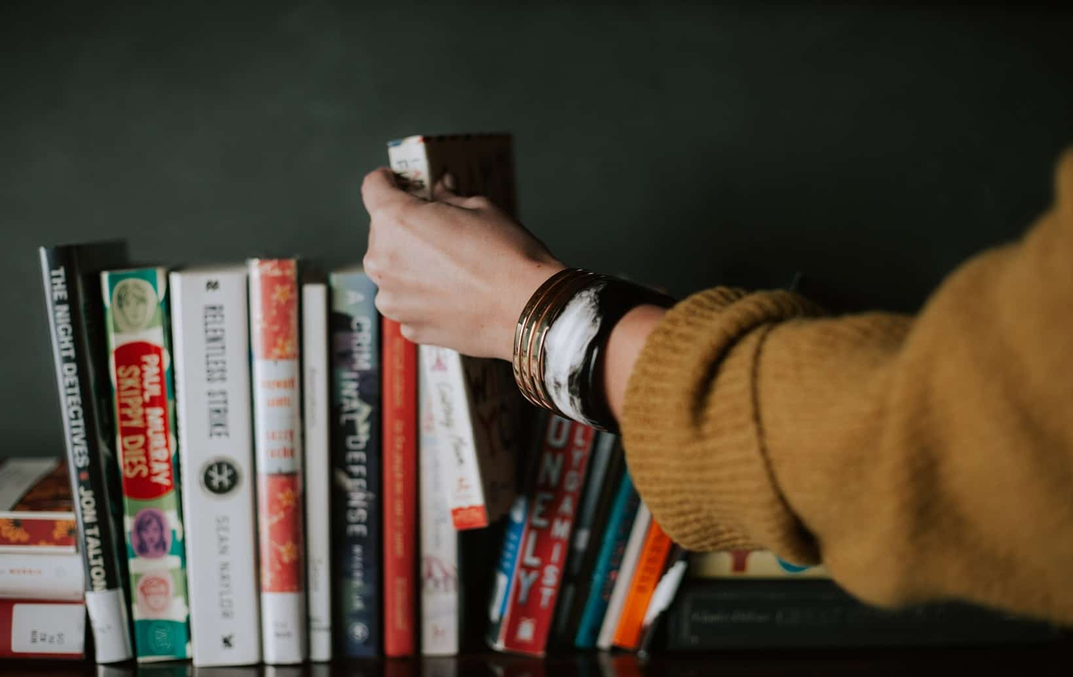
[621, 149, 1073, 624]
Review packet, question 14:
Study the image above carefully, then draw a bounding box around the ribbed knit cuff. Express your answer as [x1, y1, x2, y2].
[620, 287, 822, 563]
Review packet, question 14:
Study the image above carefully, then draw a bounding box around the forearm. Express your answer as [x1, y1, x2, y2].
[621, 151, 1073, 623]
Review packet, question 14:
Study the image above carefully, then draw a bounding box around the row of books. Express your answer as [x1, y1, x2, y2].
[13, 133, 1061, 666]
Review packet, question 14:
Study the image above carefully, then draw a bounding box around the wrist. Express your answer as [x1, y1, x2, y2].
[511, 269, 675, 432]
[497, 260, 566, 361]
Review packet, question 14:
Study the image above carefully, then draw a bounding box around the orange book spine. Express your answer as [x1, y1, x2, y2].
[611, 521, 673, 650]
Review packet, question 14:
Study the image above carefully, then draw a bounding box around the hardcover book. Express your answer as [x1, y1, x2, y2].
[302, 281, 332, 662]
[101, 266, 191, 662]
[612, 521, 673, 650]
[0, 457, 77, 554]
[381, 315, 416, 656]
[665, 579, 1060, 650]
[690, 549, 829, 579]
[0, 599, 86, 660]
[596, 503, 651, 650]
[328, 267, 381, 658]
[489, 415, 597, 657]
[248, 258, 307, 664]
[388, 133, 521, 530]
[0, 460, 83, 601]
[38, 242, 134, 663]
[574, 473, 641, 650]
[171, 266, 262, 666]
[550, 433, 622, 646]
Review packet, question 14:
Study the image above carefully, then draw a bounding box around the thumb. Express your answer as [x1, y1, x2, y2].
[431, 172, 472, 208]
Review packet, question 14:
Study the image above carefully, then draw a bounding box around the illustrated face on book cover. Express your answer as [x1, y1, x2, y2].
[113, 277, 157, 331]
[133, 507, 170, 557]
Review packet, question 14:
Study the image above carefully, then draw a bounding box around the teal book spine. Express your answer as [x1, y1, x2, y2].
[101, 267, 191, 662]
[574, 472, 640, 649]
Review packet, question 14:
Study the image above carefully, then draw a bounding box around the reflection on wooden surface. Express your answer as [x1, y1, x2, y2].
[4, 638, 1073, 677]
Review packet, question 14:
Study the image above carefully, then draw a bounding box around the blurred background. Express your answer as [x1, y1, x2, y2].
[3, 2, 1072, 455]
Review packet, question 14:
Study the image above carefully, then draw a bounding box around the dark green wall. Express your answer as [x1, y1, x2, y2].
[3, 2, 1072, 454]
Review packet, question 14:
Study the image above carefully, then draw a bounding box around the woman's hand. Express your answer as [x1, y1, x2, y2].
[361, 167, 565, 360]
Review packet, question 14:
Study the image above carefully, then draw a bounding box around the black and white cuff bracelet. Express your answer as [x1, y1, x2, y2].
[512, 268, 675, 433]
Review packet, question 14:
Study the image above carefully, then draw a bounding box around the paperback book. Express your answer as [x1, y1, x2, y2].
[302, 281, 332, 662]
[101, 266, 191, 662]
[171, 266, 262, 666]
[38, 242, 134, 663]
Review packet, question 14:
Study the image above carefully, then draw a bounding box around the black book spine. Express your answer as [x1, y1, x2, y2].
[329, 272, 381, 657]
[666, 579, 1060, 651]
[551, 432, 623, 647]
[38, 244, 133, 662]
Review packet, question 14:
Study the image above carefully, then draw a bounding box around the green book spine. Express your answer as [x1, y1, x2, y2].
[101, 267, 191, 662]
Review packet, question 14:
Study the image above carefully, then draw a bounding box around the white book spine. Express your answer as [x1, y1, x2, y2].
[420, 345, 494, 530]
[0, 552, 84, 600]
[596, 503, 652, 650]
[301, 283, 332, 662]
[418, 355, 460, 656]
[171, 269, 262, 667]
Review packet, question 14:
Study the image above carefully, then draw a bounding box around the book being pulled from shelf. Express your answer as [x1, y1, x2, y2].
[387, 134, 522, 532]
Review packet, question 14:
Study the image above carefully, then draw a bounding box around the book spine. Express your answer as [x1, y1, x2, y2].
[0, 458, 77, 552]
[636, 547, 688, 659]
[0, 599, 86, 659]
[101, 267, 191, 662]
[665, 580, 1058, 650]
[302, 282, 332, 662]
[171, 269, 262, 667]
[420, 345, 492, 530]
[461, 357, 520, 525]
[596, 504, 651, 650]
[574, 473, 640, 649]
[329, 271, 381, 658]
[486, 493, 528, 649]
[551, 432, 618, 644]
[500, 417, 596, 656]
[381, 317, 417, 657]
[38, 246, 133, 663]
[0, 552, 84, 600]
[249, 258, 307, 664]
[419, 354, 460, 656]
[612, 521, 673, 649]
[390, 137, 518, 529]
[689, 549, 829, 579]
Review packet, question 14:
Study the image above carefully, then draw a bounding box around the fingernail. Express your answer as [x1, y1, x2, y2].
[442, 172, 457, 191]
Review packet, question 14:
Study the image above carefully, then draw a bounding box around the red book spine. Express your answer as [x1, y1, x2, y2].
[249, 258, 306, 664]
[501, 417, 596, 656]
[382, 318, 417, 656]
[0, 598, 86, 659]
